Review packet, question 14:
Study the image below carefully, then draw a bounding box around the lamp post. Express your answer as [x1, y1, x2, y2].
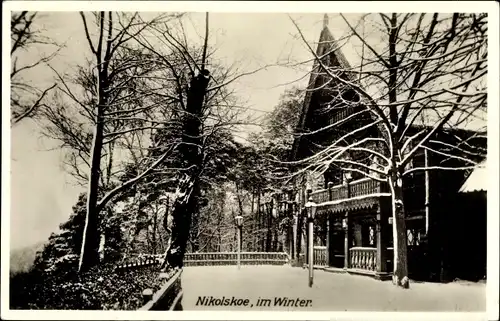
[305, 197, 317, 287]
[235, 215, 243, 269]
[344, 171, 352, 269]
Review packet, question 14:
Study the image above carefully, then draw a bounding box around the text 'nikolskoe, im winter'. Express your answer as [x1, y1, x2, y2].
[196, 296, 312, 307]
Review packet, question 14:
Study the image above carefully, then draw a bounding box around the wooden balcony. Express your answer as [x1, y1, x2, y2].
[326, 107, 351, 126]
[310, 178, 387, 205]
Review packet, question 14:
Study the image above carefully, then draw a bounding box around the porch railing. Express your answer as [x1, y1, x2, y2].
[349, 247, 376, 271]
[310, 178, 385, 204]
[313, 246, 327, 266]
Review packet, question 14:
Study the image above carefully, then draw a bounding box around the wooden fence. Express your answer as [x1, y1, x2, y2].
[114, 256, 161, 271]
[183, 252, 289, 266]
[140, 269, 183, 311]
[119, 252, 290, 310]
[113, 254, 182, 311]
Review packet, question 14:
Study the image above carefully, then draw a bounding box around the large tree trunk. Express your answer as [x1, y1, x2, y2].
[162, 70, 210, 270]
[390, 172, 410, 288]
[165, 175, 200, 267]
[78, 90, 105, 272]
[189, 201, 201, 253]
[163, 195, 170, 233]
[387, 13, 409, 288]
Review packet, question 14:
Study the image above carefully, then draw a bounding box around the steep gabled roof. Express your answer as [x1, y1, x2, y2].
[295, 17, 353, 131]
[291, 16, 358, 160]
[290, 16, 486, 163]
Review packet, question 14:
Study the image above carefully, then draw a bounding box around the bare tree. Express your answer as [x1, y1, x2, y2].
[42, 11, 179, 272]
[127, 12, 214, 270]
[289, 13, 487, 287]
[10, 11, 60, 125]
[121, 12, 274, 270]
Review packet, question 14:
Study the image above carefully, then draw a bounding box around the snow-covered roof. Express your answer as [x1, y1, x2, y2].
[459, 160, 487, 193]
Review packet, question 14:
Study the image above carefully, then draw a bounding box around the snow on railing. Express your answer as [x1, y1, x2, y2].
[349, 247, 376, 271]
[183, 252, 289, 267]
[313, 246, 327, 266]
[310, 178, 387, 205]
[114, 254, 163, 271]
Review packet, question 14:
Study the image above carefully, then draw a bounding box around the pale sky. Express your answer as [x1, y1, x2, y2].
[9, 11, 365, 250]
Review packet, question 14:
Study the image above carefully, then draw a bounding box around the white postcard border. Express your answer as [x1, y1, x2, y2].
[2, 2, 498, 321]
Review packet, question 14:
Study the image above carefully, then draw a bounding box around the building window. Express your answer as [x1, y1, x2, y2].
[407, 229, 414, 246]
[407, 228, 421, 246]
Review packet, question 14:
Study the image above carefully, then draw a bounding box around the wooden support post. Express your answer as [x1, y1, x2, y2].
[375, 209, 389, 280]
[305, 188, 311, 265]
[326, 216, 330, 267]
[344, 212, 350, 269]
[326, 182, 333, 266]
[308, 215, 314, 287]
[343, 178, 352, 269]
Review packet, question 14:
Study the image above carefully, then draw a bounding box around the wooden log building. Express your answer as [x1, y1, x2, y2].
[284, 15, 487, 282]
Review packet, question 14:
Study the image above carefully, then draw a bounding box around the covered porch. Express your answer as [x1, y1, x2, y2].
[305, 177, 393, 280]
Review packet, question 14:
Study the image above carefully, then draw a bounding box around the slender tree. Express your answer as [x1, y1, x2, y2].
[70, 11, 176, 272]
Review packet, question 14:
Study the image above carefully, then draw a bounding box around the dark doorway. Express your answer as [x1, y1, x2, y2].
[328, 214, 345, 267]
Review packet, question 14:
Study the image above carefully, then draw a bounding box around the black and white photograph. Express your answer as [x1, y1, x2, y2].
[2, 1, 499, 320]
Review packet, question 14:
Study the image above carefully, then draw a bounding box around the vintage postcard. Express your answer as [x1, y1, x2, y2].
[2, 1, 499, 321]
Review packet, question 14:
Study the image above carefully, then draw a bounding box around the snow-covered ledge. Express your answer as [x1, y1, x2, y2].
[316, 193, 391, 208]
[310, 177, 390, 207]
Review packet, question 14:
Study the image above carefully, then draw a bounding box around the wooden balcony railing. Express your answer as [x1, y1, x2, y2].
[310, 178, 385, 204]
[328, 107, 350, 126]
[349, 247, 376, 271]
[313, 246, 327, 266]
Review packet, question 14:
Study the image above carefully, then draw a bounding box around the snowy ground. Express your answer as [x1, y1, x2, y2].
[181, 265, 485, 311]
